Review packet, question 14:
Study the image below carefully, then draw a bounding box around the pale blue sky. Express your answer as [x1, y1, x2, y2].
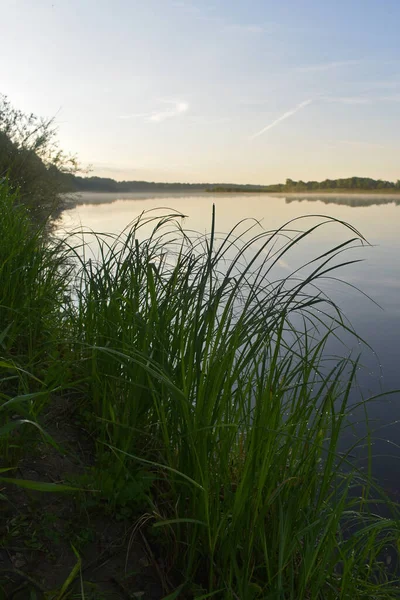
[2, 0, 400, 183]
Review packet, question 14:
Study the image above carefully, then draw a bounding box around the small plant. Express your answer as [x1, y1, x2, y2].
[71, 463, 154, 520]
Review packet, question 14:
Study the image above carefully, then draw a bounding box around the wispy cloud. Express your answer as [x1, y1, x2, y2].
[119, 101, 189, 122]
[149, 101, 189, 122]
[250, 99, 312, 139]
[321, 95, 372, 105]
[296, 60, 362, 73]
[118, 112, 149, 119]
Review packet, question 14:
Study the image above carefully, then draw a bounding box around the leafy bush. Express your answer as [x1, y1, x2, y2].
[0, 94, 78, 223]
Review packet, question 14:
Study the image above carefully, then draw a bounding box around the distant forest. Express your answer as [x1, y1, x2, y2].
[60, 173, 210, 193]
[208, 177, 400, 193]
[60, 174, 400, 194]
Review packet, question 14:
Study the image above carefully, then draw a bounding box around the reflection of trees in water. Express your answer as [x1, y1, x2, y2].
[285, 195, 400, 208]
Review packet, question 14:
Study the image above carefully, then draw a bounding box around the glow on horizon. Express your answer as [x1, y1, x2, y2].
[1, 0, 400, 184]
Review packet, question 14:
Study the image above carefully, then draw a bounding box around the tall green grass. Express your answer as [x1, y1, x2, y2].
[67, 208, 399, 597]
[0, 179, 72, 381]
[1, 179, 399, 597]
[0, 178, 80, 479]
[0, 180, 79, 493]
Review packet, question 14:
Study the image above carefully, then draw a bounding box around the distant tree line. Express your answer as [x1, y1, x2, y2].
[207, 185, 274, 193]
[59, 173, 211, 193]
[209, 177, 400, 194]
[284, 177, 400, 191]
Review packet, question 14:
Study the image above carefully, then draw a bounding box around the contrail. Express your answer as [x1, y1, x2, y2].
[250, 99, 312, 139]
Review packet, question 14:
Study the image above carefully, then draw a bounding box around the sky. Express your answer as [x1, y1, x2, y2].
[1, 0, 400, 184]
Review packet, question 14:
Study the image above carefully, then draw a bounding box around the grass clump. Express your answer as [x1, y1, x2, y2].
[0, 179, 399, 598]
[0, 180, 74, 471]
[68, 207, 399, 597]
[0, 179, 73, 378]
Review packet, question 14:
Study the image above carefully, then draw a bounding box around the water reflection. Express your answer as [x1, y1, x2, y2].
[285, 194, 400, 208]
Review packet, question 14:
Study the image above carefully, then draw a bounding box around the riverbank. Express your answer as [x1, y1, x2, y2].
[1, 179, 399, 598]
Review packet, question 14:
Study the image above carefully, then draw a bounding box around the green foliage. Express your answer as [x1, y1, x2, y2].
[0, 94, 79, 223]
[66, 207, 400, 597]
[72, 464, 154, 519]
[209, 176, 400, 194]
[0, 179, 73, 374]
[59, 172, 211, 193]
[0, 179, 74, 479]
[283, 176, 399, 192]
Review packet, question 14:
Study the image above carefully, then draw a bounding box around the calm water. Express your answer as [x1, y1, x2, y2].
[60, 192, 400, 497]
